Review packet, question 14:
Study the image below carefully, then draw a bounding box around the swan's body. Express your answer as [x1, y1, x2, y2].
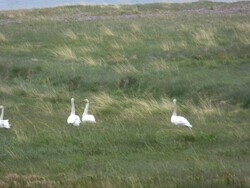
[0, 105, 11, 129]
[67, 98, 81, 126]
[171, 99, 192, 128]
[82, 99, 96, 123]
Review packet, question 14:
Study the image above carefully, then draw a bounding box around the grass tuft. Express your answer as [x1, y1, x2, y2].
[0, 32, 7, 42]
[113, 63, 138, 73]
[64, 29, 78, 40]
[101, 26, 115, 36]
[52, 45, 77, 60]
[193, 28, 217, 47]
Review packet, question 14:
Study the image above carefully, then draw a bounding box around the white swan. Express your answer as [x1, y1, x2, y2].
[82, 99, 96, 123]
[171, 99, 192, 128]
[0, 105, 11, 129]
[67, 98, 81, 126]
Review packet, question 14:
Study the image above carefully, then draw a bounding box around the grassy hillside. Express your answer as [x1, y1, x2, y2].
[0, 1, 250, 187]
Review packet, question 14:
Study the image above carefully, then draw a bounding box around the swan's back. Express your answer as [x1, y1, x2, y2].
[0, 119, 11, 128]
[82, 114, 96, 123]
[67, 114, 81, 126]
[171, 115, 192, 128]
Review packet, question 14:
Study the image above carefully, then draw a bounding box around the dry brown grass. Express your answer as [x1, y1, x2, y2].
[121, 33, 139, 44]
[193, 28, 217, 47]
[92, 92, 172, 121]
[112, 63, 138, 74]
[84, 34, 104, 43]
[187, 97, 222, 122]
[64, 29, 78, 40]
[149, 58, 171, 72]
[109, 53, 128, 64]
[110, 40, 124, 50]
[82, 57, 99, 66]
[101, 26, 115, 36]
[52, 45, 77, 60]
[1, 173, 56, 188]
[130, 22, 142, 33]
[0, 32, 7, 42]
[233, 23, 250, 45]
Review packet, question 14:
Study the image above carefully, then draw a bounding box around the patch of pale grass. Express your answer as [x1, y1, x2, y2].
[160, 40, 175, 51]
[0, 32, 7, 42]
[233, 22, 250, 32]
[193, 28, 217, 47]
[19, 42, 32, 52]
[128, 176, 143, 188]
[53, 45, 77, 60]
[122, 97, 168, 119]
[5, 10, 26, 19]
[7, 42, 32, 53]
[36, 100, 53, 115]
[176, 41, 188, 48]
[161, 40, 188, 51]
[83, 34, 103, 43]
[149, 58, 170, 72]
[0, 84, 13, 95]
[92, 92, 172, 121]
[2, 174, 56, 187]
[92, 92, 115, 111]
[130, 22, 141, 33]
[121, 33, 139, 44]
[14, 129, 29, 143]
[5, 147, 18, 159]
[238, 34, 250, 45]
[112, 63, 138, 74]
[109, 53, 128, 64]
[64, 29, 78, 40]
[80, 45, 97, 53]
[232, 23, 250, 45]
[83, 57, 98, 66]
[110, 40, 124, 50]
[101, 26, 115, 36]
[187, 97, 222, 122]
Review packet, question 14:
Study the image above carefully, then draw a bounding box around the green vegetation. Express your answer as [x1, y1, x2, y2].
[0, 1, 250, 187]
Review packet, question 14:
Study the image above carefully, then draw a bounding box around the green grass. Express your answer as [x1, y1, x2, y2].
[0, 1, 250, 187]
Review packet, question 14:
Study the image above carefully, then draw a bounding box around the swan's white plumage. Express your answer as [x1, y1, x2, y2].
[171, 99, 192, 128]
[0, 105, 11, 129]
[67, 98, 81, 126]
[82, 99, 96, 123]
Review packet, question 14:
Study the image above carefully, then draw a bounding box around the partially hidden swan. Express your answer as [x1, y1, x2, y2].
[171, 99, 192, 128]
[0, 105, 11, 129]
[82, 99, 96, 123]
[67, 98, 81, 126]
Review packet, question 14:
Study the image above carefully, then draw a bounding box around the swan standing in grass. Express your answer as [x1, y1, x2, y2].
[171, 99, 192, 128]
[82, 99, 96, 123]
[0, 105, 11, 129]
[67, 98, 81, 126]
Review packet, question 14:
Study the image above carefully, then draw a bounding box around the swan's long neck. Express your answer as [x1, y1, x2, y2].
[71, 99, 76, 115]
[0, 106, 4, 120]
[173, 101, 177, 116]
[83, 102, 89, 115]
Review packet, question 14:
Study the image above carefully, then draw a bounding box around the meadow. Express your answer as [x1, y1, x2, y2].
[0, 1, 250, 187]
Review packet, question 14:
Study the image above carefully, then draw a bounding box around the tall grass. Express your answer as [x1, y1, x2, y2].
[52, 45, 77, 60]
[0, 1, 250, 187]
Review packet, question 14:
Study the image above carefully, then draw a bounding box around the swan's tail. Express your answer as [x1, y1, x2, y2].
[186, 124, 192, 128]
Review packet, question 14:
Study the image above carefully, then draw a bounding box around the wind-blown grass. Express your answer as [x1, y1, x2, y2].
[0, 1, 250, 187]
[52, 45, 77, 60]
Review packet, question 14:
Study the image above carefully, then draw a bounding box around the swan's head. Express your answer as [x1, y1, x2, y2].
[173, 98, 176, 103]
[84, 99, 89, 103]
[71, 98, 75, 102]
[0, 105, 3, 108]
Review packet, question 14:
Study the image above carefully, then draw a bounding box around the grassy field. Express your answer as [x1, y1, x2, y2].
[0, 1, 250, 187]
